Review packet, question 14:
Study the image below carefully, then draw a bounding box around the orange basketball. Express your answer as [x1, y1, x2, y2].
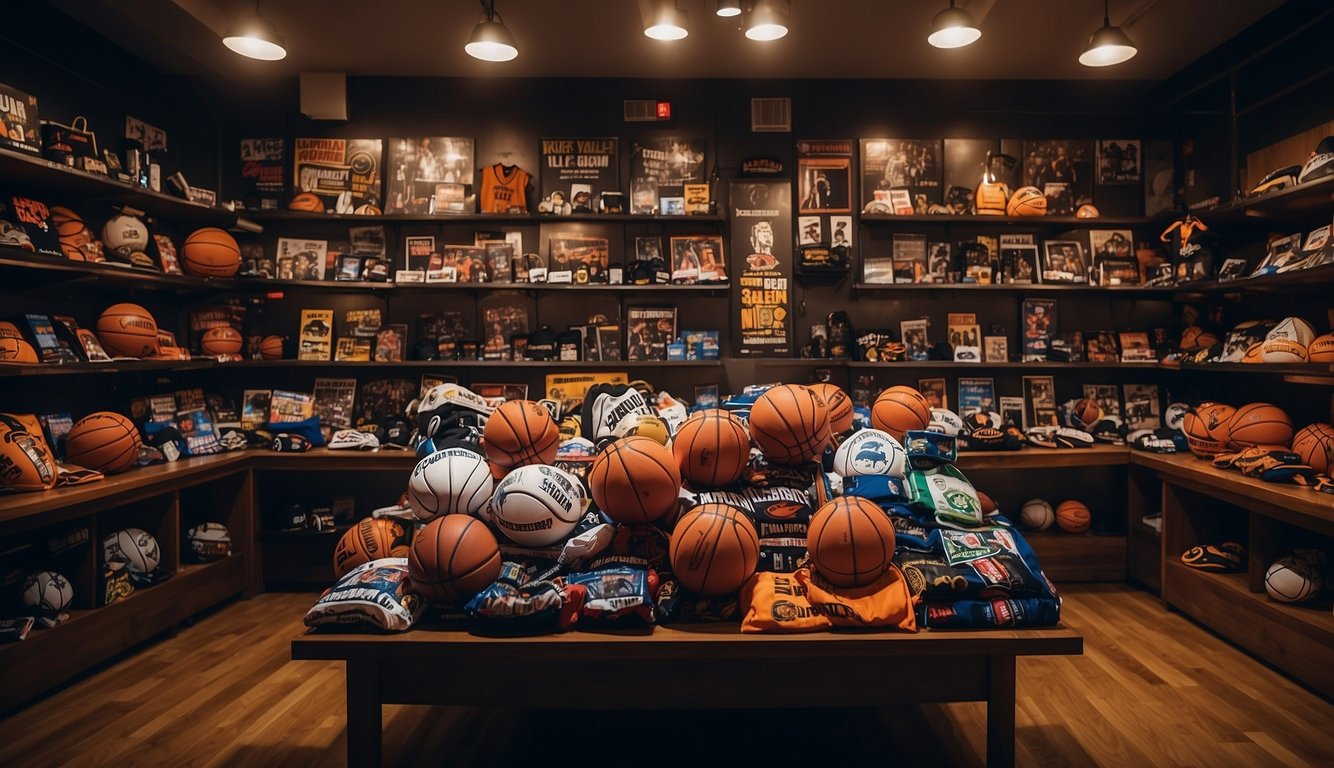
[1181, 402, 1236, 458]
[668, 503, 759, 597]
[672, 409, 750, 488]
[977, 490, 997, 516]
[65, 411, 141, 474]
[259, 335, 284, 360]
[1072, 397, 1102, 428]
[807, 495, 896, 587]
[96, 303, 158, 357]
[1308, 333, 1334, 363]
[332, 518, 409, 578]
[289, 192, 324, 212]
[748, 384, 830, 466]
[871, 385, 932, 442]
[408, 514, 502, 605]
[1241, 342, 1265, 364]
[1180, 326, 1205, 351]
[810, 382, 854, 436]
[590, 436, 682, 524]
[1292, 423, 1334, 474]
[0, 321, 21, 339]
[200, 326, 243, 356]
[1227, 403, 1294, 450]
[182, 227, 241, 277]
[1055, 500, 1091, 534]
[51, 206, 94, 261]
[0, 337, 38, 363]
[482, 400, 560, 469]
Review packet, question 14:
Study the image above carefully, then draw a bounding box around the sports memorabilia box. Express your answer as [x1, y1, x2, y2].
[0, 83, 40, 155]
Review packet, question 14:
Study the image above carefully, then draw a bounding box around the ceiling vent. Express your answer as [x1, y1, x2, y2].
[623, 100, 659, 122]
[751, 98, 791, 132]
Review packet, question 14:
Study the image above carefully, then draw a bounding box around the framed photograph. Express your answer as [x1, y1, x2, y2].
[984, 336, 1008, 363]
[1084, 384, 1122, 419]
[958, 377, 996, 417]
[860, 139, 943, 211]
[1122, 384, 1161, 432]
[798, 216, 822, 246]
[1022, 375, 1058, 430]
[1001, 244, 1040, 285]
[669, 235, 727, 283]
[1097, 140, 1141, 184]
[1085, 331, 1120, 362]
[830, 216, 853, 248]
[918, 377, 947, 410]
[798, 157, 852, 213]
[661, 196, 685, 216]
[549, 234, 609, 284]
[901, 318, 929, 361]
[893, 234, 927, 283]
[1118, 332, 1156, 363]
[948, 312, 980, 362]
[999, 396, 1025, 429]
[336, 254, 363, 281]
[926, 241, 951, 283]
[635, 236, 662, 264]
[1041, 240, 1087, 284]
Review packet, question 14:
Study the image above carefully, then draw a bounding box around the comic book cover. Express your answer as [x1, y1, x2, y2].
[239, 137, 285, 210]
[1021, 299, 1056, 361]
[626, 306, 676, 361]
[313, 378, 357, 430]
[384, 137, 474, 214]
[344, 308, 382, 338]
[0, 84, 41, 155]
[355, 378, 416, 427]
[292, 138, 382, 213]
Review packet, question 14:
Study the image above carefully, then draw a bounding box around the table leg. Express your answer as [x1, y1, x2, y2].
[346, 660, 382, 768]
[986, 655, 1016, 768]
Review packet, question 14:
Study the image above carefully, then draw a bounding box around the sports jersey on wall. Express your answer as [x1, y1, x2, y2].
[480, 163, 530, 214]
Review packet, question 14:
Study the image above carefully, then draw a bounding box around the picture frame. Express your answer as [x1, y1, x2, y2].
[1097, 139, 1141, 185]
[336, 254, 363, 281]
[669, 235, 727, 283]
[984, 335, 1008, 363]
[1022, 375, 1058, 430]
[918, 377, 947, 410]
[661, 196, 685, 216]
[798, 157, 852, 213]
[1041, 240, 1087, 284]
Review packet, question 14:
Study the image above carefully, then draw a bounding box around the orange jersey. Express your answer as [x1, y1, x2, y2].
[480, 164, 530, 214]
[740, 566, 917, 633]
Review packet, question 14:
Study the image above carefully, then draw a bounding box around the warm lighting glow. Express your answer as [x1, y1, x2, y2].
[466, 1, 518, 62]
[643, 1, 689, 40]
[1079, 24, 1138, 66]
[716, 0, 742, 18]
[927, 2, 980, 49]
[222, 14, 286, 61]
[745, 0, 789, 41]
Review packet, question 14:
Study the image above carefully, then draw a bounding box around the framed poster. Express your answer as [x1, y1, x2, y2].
[540, 137, 618, 212]
[385, 136, 474, 215]
[796, 140, 852, 213]
[860, 138, 943, 212]
[730, 180, 791, 357]
[292, 138, 382, 214]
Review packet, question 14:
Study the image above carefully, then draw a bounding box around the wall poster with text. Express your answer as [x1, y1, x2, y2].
[730, 180, 792, 357]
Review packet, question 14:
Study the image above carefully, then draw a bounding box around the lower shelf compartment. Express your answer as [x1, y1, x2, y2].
[1026, 533, 1127, 583]
[0, 555, 246, 712]
[1128, 523, 1162, 592]
[1163, 559, 1334, 698]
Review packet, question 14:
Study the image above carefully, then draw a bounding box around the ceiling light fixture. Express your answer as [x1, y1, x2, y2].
[927, 0, 981, 49]
[642, 0, 689, 41]
[745, 0, 789, 42]
[465, 0, 519, 62]
[1079, 0, 1138, 67]
[716, 0, 742, 17]
[222, 1, 287, 61]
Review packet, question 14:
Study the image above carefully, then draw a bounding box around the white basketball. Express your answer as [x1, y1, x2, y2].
[101, 214, 150, 254]
[1264, 556, 1322, 603]
[928, 407, 965, 436]
[1266, 316, 1316, 347]
[103, 527, 161, 573]
[489, 464, 584, 546]
[832, 428, 906, 478]
[407, 448, 493, 521]
[187, 521, 232, 561]
[21, 570, 73, 612]
[1019, 499, 1054, 532]
[1260, 337, 1308, 363]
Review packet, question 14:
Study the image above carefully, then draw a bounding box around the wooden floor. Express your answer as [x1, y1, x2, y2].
[1, 585, 1331, 767]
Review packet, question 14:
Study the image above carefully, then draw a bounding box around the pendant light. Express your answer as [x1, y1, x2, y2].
[716, 1, 742, 18]
[927, 0, 981, 49]
[1079, 0, 1137, 67]
[222, 1, 287, 61]
[745, 0, 789, 42]
[642, 0, 689, 40]
[466, 0, 519, 62]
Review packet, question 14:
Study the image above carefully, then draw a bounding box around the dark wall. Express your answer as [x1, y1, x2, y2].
[0, 3, 219, 189]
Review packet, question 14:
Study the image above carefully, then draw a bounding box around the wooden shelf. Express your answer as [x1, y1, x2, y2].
[253, 448, 417, 471]
[0, 247, 233, 294]
[1130, 452, 1334, 536]
[0, 147, 235, 225]
[1167, 361, 1334, 384]
[228, 359, 721, 370]
[0, 555, 246, 712]
[859, 213, 1158, 227]
[1025, 532, 1126, 582]
[845, 360, 1137, 370]
[238, 210, 727, 226]
[956, 445, 1129, 469]
[1191, 174, 1334, 228]
[1162, 560, 1334, 698]
[1174, 264, 1334, 296]
[852, 281, 1174, 296]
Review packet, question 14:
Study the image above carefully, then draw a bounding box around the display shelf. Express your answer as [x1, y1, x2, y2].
[0, 147, 235, 225]
[955, 445, 1129, 469]
[228, 359, 722, 370]
[1162, 560, 1334, 697]
[258, 526, 349, 539]
[852, 281, 1174, 296]
[859, 213, 1158, 227]
[1024, 533, 1126, 582]
[253, 448, 417, 471]
[845, 360, 1139, 370]
[1174, 264, 1334, 296]
[0, 358, 217, 378]
[238, 210, 727, 226]
[1193, 174, 1334, 228]
[0, 247, 228, 293]
[1130, 452, 1334, 534]
[1168, 361, 1334, 385]
[203, 276, 731, 295]
[0, 554, 246, 712]
[1128, 522, 1162, 592]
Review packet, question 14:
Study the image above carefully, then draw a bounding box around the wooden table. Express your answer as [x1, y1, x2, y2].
[293, 623, 1082, 767]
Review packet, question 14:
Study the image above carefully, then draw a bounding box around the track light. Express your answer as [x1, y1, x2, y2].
[1079, 0, 1137, 67]
[465, 0, 518, 62]
[642, 0, 689, 41]
[927, 0, 980, 49]
[716, 0, 742, 17]
[222, 1, 286, 61]
[745, 0, 789, 42]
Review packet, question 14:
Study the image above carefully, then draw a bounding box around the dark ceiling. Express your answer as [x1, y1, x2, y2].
[47, 0, 1285, 82]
